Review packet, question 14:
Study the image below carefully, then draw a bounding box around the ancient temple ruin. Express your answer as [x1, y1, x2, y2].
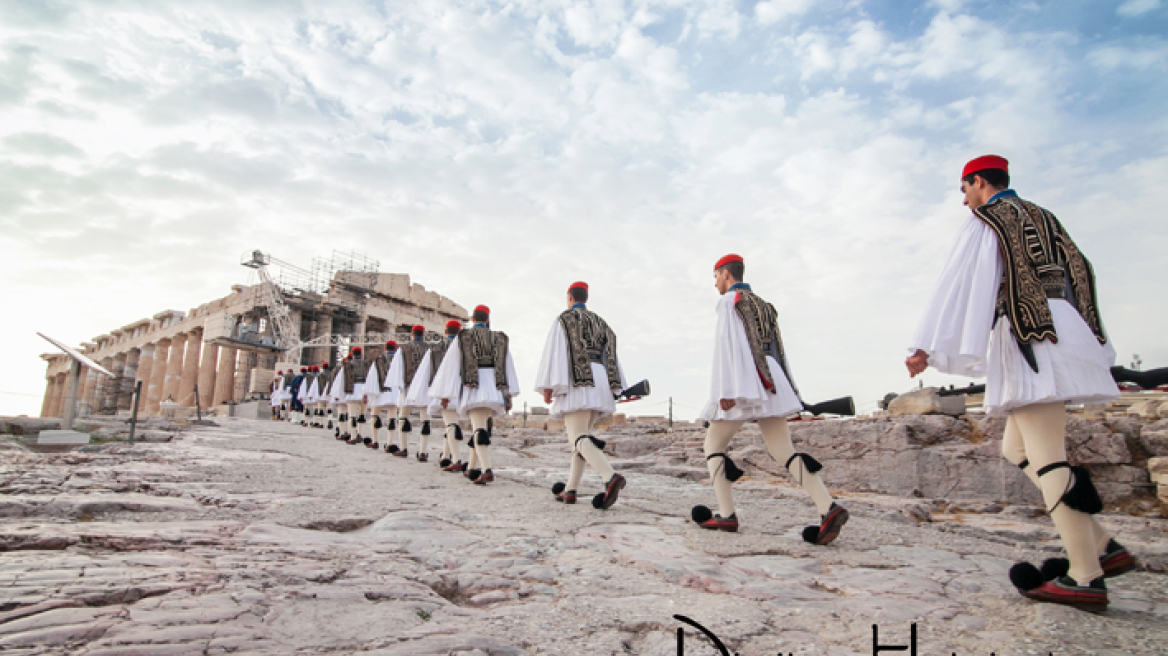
[38, 252, 468, 418]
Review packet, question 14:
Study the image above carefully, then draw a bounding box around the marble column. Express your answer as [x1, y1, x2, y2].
[311, 313, 333, 366]
[235, 351, 255, 401]
[118, 350, 140, 412]
[110, 354, 127, 413]
[79, 366, 97, 417]
[146, 339, 171, 415]
[178, 330, 202, 407]
[99, 358, 116, 414]
[212, 346, 237, 406]
[51, 374, 67, 417]
[136, 344, 156, 412]
[40, 377, 54, 418]
[197, 340, 219, 411]
[162, 333, 188, 405]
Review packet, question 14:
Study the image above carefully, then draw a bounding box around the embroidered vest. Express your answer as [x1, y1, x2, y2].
[458, 326, 510, 391]
[401, 341, 428, 387]
[428, 339, 451, 384]
[372, 353, 393, 392]
[733, 289, 798, 397]
[974, 196, 1106, 346]
[342, 358, 371, 394]
[558, 307, 622, 389]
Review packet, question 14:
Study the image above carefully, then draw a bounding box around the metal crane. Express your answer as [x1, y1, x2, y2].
[241, 250, 302, 367]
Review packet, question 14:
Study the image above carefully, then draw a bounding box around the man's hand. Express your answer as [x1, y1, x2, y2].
[542, 389, 553, 405]
[719, 398, 736, 411]
[440, 399, 449, 409]
[905, 349, 929, 377]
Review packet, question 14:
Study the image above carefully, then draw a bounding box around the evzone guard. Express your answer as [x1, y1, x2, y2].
[315, 362, 335, 431]
[404, 322, 461, 466]
[907, 155, 1134, 609]
[693, 254, 849, 545]
[368, 341, 399, 451]
[269, 370, 285, 420]
[302, 365, 322, 427]
[423, 321, 464, 471]
[331, 356, 351, 439]
[290, 367, 308, 425]
[387, 326, 434, 460]
[534, 281, 627, 510]
[343, 347, 373, 446]
[431, 305, 519, 485]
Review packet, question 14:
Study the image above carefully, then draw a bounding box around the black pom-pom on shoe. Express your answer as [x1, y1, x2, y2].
[439, 458, 451, 467]
[552, 482, 566, 495]
[1009, 561, 1045, 591]
[1041, 558, 1071, 582]
[691, 505, 713, 524]
[387, 444, 400, 454]
[801, 526, 820, 544]
[591, 493, 606, 509]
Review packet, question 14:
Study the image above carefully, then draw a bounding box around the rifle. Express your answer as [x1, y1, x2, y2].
[615, 379, 650, 403]
[801, 396, 856, 416]
[933, 366, 1168, 398]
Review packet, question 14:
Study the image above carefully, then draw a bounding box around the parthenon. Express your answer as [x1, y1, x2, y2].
[38, 261, 468, 419]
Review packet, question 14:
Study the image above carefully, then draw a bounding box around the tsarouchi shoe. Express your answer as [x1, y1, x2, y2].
[417, 452, 428, 462]
[472, 469, 494, 485]
[802, 503, 849, 546]
[1101, 539, 1138, 578]
[392, 449, 408, 458]
[694, 509, 739, 532]
[443, 461, 464, 472]
[592, 473, 626, 510]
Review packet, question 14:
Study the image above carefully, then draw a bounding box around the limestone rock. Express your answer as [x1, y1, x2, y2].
[1128, 399, 1164, 418]
[887, 388, 966, 416]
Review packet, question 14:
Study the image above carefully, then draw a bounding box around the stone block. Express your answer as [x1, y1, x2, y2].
[1139, 430, 1168, 457]
[546, 419, 564, 431]
[888, 388, 965, 417]
[611, 414, 626, 425]
[1149, 457, 1168, 475]
[37, 430, 91, 445]
[530, 407, 549, 416]
[1127, 399, 1163, 418]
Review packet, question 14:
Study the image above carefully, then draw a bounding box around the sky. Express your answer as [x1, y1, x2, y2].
[2, 0, 1166, 420]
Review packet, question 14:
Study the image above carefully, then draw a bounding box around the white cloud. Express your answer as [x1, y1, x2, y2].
[1117, 0, 1161, 18]
[1, 0, 1165, 421]
[755, 0, 815, 26]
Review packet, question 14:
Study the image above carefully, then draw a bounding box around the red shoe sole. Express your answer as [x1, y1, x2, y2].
[1102, 552, 1137, 578]
[816, 507, 849, 546]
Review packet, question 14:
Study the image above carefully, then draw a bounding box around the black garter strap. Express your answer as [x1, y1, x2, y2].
[401, 418, 412, 433]
[573, 434, 608, 453]
[706, 452, 744, 482]
[452, 424, 464, 441]
[1018, 458, 1029, 470]
[784, 452, 824, 474]
[1036, 461, 1103, 514]
[475, 428, 490, 446]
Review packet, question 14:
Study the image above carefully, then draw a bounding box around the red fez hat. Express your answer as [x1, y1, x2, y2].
[351, 346, 362, 353]
[385, 340, 397, 349]
[961, 155, 1008, 179]
[568, 281, 588, 292]
[300, 367, 307, 372]
[412, 324, 425, 333]
[714, 254, 743, 271]
[474, 304, 490, 315]
[445, 319, 461, 330]
[322, 362, 330, 368]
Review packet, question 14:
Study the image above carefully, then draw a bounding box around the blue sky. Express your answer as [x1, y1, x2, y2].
[2, 0, 1165, 418]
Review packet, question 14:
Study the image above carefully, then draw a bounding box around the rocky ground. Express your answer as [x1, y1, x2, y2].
[1, 417, 1167, 655]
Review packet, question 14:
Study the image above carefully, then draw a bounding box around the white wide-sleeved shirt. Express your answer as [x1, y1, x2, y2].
[534, 313, 626, 418]
[700, 288, 803, 422]
[908, 214, 1118, 415]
